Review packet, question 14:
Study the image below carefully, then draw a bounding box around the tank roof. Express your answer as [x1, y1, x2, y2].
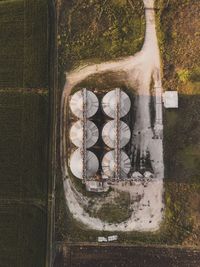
[70, 120, 99, 148]
[69, 89, 99, 118]
[102, 150, 131, 178]
[102, 89, 131, 118]
[70, 149, 99, 179]
[102, 120, 131, 148]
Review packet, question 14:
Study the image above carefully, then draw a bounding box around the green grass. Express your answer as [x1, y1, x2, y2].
[58, 0, 145, 82]
[94, 192, 131, 224]
[158, 0, 200, 245]
[164, 95, 200, 182]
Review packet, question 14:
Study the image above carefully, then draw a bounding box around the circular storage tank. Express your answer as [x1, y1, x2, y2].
[102, 150, 131, 178]
[70, 120, 99, 148]
[102, 120, 131, 148]
[102, 89, 131, 118]
[70, 149, 99, 179]
[69, 89, 99, 119]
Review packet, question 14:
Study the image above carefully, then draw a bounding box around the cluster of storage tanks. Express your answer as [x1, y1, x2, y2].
[68, 88, 132, 183]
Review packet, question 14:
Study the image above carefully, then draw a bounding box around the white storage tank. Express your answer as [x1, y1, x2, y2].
[69, 89, 99, 118]
[102, 89, 131, 118]
[102, 150, 131, 178]
[102, 120, 131, 148]
[69, 149, 99, 179]
[70, 120, 99, 148]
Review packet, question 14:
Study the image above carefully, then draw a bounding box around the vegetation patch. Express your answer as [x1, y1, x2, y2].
[92, 191, 131, 224]
[58, 0, 145, 80]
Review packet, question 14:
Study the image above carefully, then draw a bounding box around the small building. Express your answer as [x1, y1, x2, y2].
[163, 91, 178, 108]
[85, 180, 109, 192]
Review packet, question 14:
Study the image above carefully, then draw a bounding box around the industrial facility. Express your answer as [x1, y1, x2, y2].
[67, 87, 134, 192]
[67, 86, 178, 192]
[67, 87, 178, 193]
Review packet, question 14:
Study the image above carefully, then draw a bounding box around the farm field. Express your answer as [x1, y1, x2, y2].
[54, 244, 200, 267]
[0, 0, 53, 266]
[0, 201, 47, 266]
[0, 91, 50, 267]
[0, 91, 49, 200]
[0, 0, 49, 88]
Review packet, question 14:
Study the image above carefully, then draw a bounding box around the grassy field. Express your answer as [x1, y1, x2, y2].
[0, 0, 52, 266]
[159, 0, 200, 180]
[159, 0, 200, 247]
[57, 0, 145, 87]
[55, 0, 200, 248]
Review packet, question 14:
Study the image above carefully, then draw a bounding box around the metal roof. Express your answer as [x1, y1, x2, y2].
[69, 89, 99, 118]
[70, 120, 99, 148]
[102, 150, 131, 178]
[163, 91, 178, 108]
[102, 89, 131, 118]
[69, 149, 99, 179]
[102, 120, 131, 148]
